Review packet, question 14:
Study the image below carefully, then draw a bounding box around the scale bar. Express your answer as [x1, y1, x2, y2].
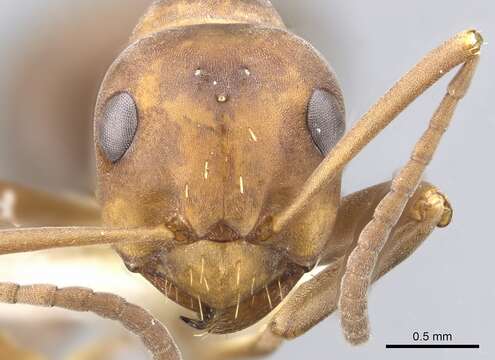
[386, 344, 480, 349]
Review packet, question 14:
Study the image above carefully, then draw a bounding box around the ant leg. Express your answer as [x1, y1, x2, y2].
[0, 180, 100, 228]
[210, 181, 449, 358]
[339, 57, 480, 344]
[0, 283, 181, 360]
[0, 331, 44, 359]
[271, 181, 449, 340]
[320, 181, 451, 266]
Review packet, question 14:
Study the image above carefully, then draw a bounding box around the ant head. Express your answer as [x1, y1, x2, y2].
[94, 23, 346, 319]
[95, 24, 344, 253]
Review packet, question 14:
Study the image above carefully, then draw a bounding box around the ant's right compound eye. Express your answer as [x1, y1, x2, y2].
[307, 89, 346, 156]
[98, 92, 138, 163]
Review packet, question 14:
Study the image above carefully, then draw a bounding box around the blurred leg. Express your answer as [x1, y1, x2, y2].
[67, 336, 133, 360]
[0, 332, 45, 360]
[0, 180, 100, 228]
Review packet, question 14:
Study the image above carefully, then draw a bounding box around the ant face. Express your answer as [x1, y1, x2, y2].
[94, 24, 345, 310]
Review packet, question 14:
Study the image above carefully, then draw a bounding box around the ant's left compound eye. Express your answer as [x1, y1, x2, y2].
[98, 92, 138, 163]
[307, 89, 345, 156]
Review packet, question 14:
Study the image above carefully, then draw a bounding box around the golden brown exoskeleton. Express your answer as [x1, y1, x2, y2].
[0, 1, 483, 359]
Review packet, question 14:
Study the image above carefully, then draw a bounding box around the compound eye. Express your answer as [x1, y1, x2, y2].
[307, 89, 345, 156]
[98, 92, 138, 163]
